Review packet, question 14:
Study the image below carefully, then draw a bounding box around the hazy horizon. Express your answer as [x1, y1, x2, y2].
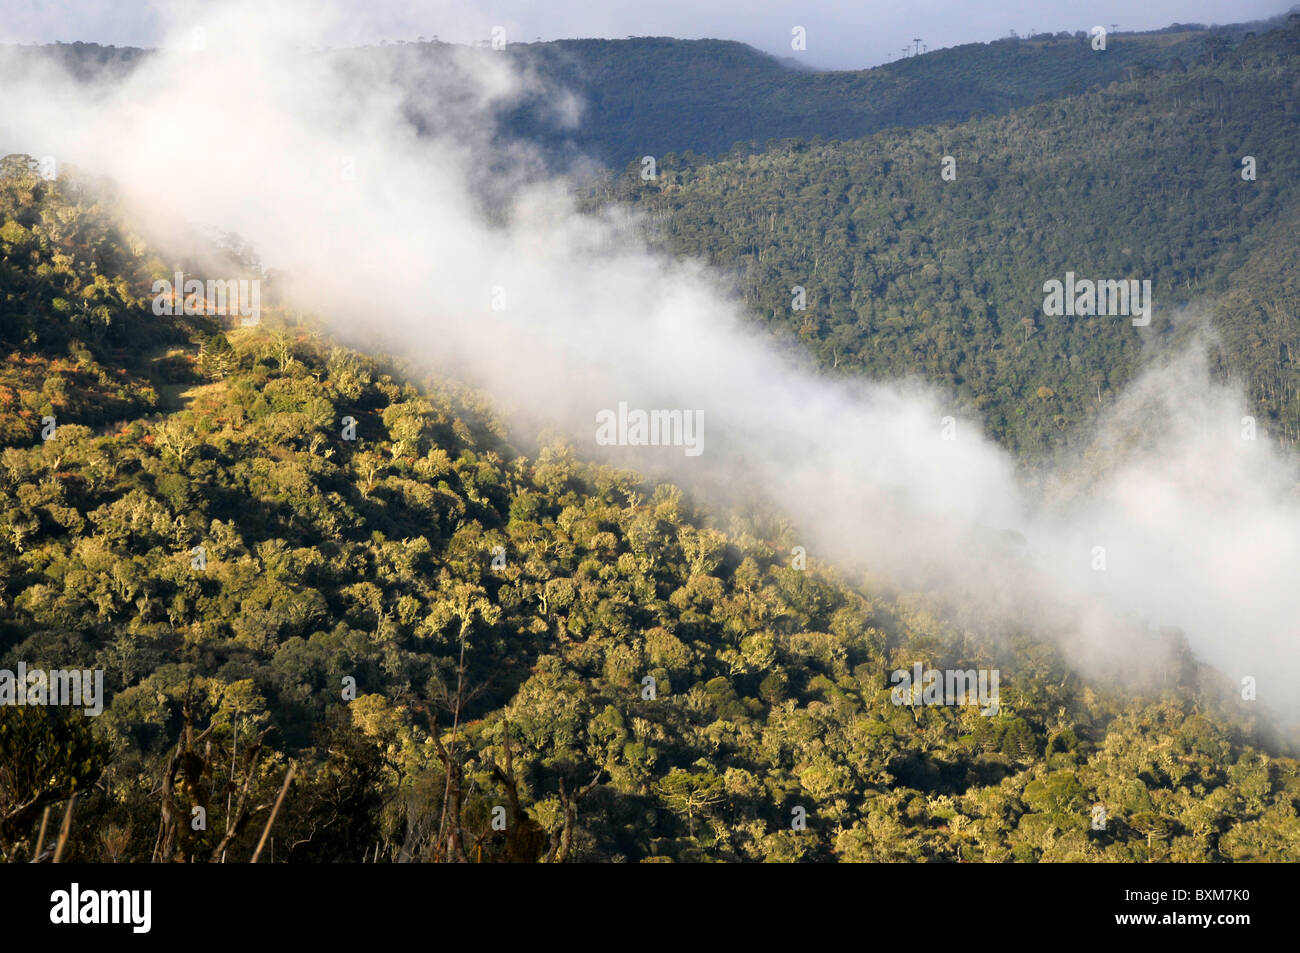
[0, 0, 1292, 69]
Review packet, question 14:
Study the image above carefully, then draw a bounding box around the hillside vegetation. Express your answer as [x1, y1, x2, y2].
[592, 23, 1300, 457]
[499, 26, 1261, 167]
[5, 16, 1284, 171]
[1, 154, 1298, 862]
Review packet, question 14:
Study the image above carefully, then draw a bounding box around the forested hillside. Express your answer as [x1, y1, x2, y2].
[3, 153, 1299, 863]
[592, 22, 1300, 457]
[5, 15, 1286, 172]
[498, 25, 1267, 167]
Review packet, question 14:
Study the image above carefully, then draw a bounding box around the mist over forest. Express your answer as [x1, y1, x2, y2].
[1, 1, 1298, 878]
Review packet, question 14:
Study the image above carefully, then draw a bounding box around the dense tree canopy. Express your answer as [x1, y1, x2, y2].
[590, 24, 1300, 458]
[2, 17, 1300, 863]
[2, 152, 1297, 862]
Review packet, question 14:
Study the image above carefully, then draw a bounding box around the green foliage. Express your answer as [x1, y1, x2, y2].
[0, 705, 109, 855]
[497, 29, 1258, 167]
[2, 26, 1300, 862]
[595, 24, 1300, 456]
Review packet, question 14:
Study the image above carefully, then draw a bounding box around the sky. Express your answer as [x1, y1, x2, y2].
[0, 0, 1291, 68]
